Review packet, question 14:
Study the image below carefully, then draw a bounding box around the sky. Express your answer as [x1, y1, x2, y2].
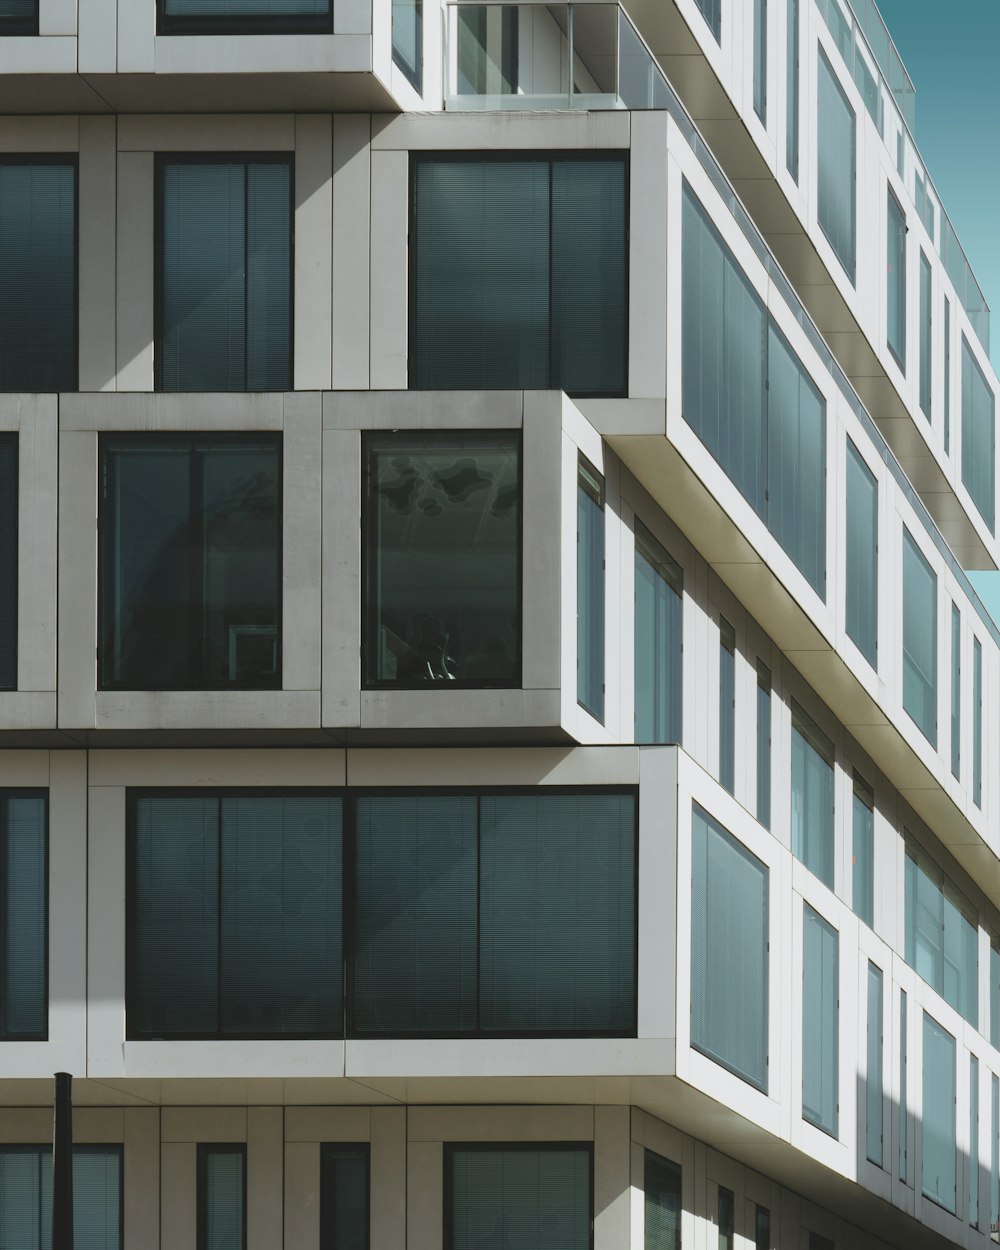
[872, 0, 1000, 620]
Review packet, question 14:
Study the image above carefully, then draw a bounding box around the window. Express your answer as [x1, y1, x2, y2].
[156, 156, 292, 392]
[0, 1146, 122, 1248]
[198, 1145, 246, 1250]
[971, 1056, 980, 1227]
[128, 793, 344, 1039]
[845, 440, 877, 666]
[99, 434, 281, 691]
[817, 51, 856, 283]
[0, 158, 76, 391]
[886, 188, 906, 369]
[411, 154, 627, 396]
[786, 0, 799, 180]
[922, 1013, 956, 1213]
[852, 773, 874, 927]
[321, 1145, 369, 1250]
[993, 1074, 999, 1232]
[717, 1186, 733, 1250]
[944, 298, 951, 452]
[157, 0, 330, 33]
[974, 637, 983, 807]
[353, 791, 636, 1036]
[364, 432, 520, 687]
[578, 457, 605, 721]
[392, 0, 422, 89]
[456, 8, 518, 97]
[992, 941, 1000, 1049]
[754, 1206, 770, 1250]
[951, 603, 961, 779]
[919, 252, 932, 417]
[695, 0, 720, 41]
[691, 804, 769, 1092]
[446, 1144, 591, 1250]
[634, 522, 683, 744]
[644, 1150, 680, 1250]
[718, 619, 735, 794]
[961, 335, 995, 532]
[756, 661, 771, 828]
[899, 991, 907, 1182]
[802, 904, 838, 1137]
[0, 0, 36, 33]
[753, 0, 766, 121]
[902, 528, 937, 746]
[866, 963, 883, 1166]
[0, 435, 15, 691]
[0, 791, 47, 1041]
[904, 848, 977, 1026]
[683, 185, 826, 596]
[791, 702, 834, 889]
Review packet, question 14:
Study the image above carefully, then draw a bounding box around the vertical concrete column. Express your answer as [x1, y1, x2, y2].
[79, 117, 118, 392]
[372, 1106, 406, 1250]
[248, 1108, 284, 1250]
[124, 1107, 161, 1250]
[594, 1106, 631, 1250]
[295, 114, 334, 390]
[369, 147, 408, 389]
[116, 151, 155, 391]
[332, 115, 372, 390]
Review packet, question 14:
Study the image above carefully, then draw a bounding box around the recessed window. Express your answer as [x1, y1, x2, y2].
[902, 528, 937, 746]
[922, 1013, 956, 1213]
[756, 661, 771, 828]
[786, 0, 799, 180]
[364, 432, 520, 688]
[817, 50, 856, 283]
[321, 1145, 369, 1250]
[634, 522, 683, 744]
[0, 158, 76, 390]
[0, 0, 36, 33]
[198, 1145, 246, 1250]
[156, 157, 292, 392]
[718, 619, 735, 795]
[802, 904, 838, 1137]
[158, 0, 331, 33]
[99, 434, 281, 691]
[904, 846, 977, 1026]
[851, 773, 874, 928]
[0, 435, 15, 691]
[951, 602, 961, 780]
[886, 189, 906, 370]
[392, 0, 422, 89]
[791, 701, 834, 889]
[971, 1056, 980, 1227]
[865, 962, 883, 1166]
[0, 1147, 122, 1248]
[962, 334, 995, 533]
[974, 636, 983, 807]
[578, 457, 605, 722]
[644, 1150, 681, 1249]
[717, 1186, 734, 1250]
[845, 439, 877, 667]
[411, 154, 627, 397]
[753, 0, 767, 122]
[919, 251, 933, 418]
[0, 791, 47, 1041]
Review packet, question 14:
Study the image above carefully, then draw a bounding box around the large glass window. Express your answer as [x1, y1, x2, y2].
[886, 188, 906, 370]
[129, 793, 343, 1039]
[0, 158, 76, 391]
[904, 848, 977, 1026]
[753, 0, 766, 121]
[691, 804, 769, 1092]
[644, 1151, 680, 1250]
[718, 619, 735, 795]
[364, 432, 520, 687]
[845, 439, 877, 666]
[802, 905, 838, 1137]
[158, 0, 330, 33]
[392, 0, 422, 89]
[852, 773, 874, 927]
[411, 155, 627, 396]
[578, 458, 605, 722]
[157, 157, 292, 392]
[919, 251, 932, 418]
[0, 791, 47, 1041]
[817, 51, 856, 283]
[321, 1145, 369, 1250]
[922, 1013, 956, 1213]
[951, 603, 961, 780]
[99, 435, 281, 692]
[634, 522, 683, 744]
[683, 185, 825, 596]
[902, 528, 937, 746]
[198, 1146, 245, 1250]
[962, 335, 996, 532]
[446, 1145, 591, 1250]
[756, 661, 771, 829]
[786, 0, 799, 180]
[0, 1146, 122, 1249]
[866, 962, 883, 1166]
[791, 702, 835, 889]
[353, 791, 636, 1036]
[0, 435, 15, 691]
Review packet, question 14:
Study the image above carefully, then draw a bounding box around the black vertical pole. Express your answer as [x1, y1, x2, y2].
[52, 1071, 73, 1250]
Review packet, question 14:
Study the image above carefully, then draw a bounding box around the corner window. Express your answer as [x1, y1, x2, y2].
[99, 434, 281, 691]
[411, 154, 627, 397]
[321, 1145, 369, 1250]
[446, 1145, 591, 1250]
[578, 457, 605, 722]
[791, 701, 834, 889]
[922, 1013, 956, 1213]
[817, 49, 856, 283]
[845, 439, 877, 667]
[886, 189, 906, 369]
[634, 522, 682, 744]
[904, 847, 977, 1026]
[902, 528, 937, 746]
[0, 435, 15, 691]
[156, 156, 292, 392]
[157, 0, 331, 33]
[802, 904, 838, 1137]
[0, 158, 76, 391]
[961, 335, 996, 533]
[198, 1146, 246, 1250]
[0, 1147, 122, 1248]
[364, 432, 520, 688]
[0, 792, 47, 1041]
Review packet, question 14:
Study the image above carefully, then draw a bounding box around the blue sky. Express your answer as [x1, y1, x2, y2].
[873, 0, 1000, 620]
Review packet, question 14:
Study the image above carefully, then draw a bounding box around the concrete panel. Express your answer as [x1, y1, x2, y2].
[248, 1107, 283, 1250]
[161, 1142, 196, 1250]
[47, 752, 87, 1061]
[0, 36, 79, 72]
[628, 112, 669, 401]
[40, 0, 77, 36]
[88, 747, 346, 787]
[0, 116, 79, 150]
[17, 396, 57, 694]
[407, 1141, 441, 1250]
[78, 116, 118, 392]
[322, 389, 524, 431]
[285, 1107, 371, 1141]
[78, 0, 116, 73]
[124, 1107, 161, 1250]
[321, 427, 362, 727]
[117, 114, 296, 152]
[285, 1142, 319, 1250]
[346, 746, 640, 788]
[638, 747, 677, 1039]
[331, 114, 371, 390]
[60, 390, 285, 430]
[86, 784, 126, 1077]
[162, 1108, 248, 1142]
[93, 689, 321, 730]
[371, 1106, 406, 1250]
[57, 430, 98, 728]
[369, 149, 408, 389]
[335, 0, 371, 35]
[409, 1105, 594, 1141]
[0, 751, 49, 787]
[595, 1106, 631, 1250]
[282, 392, 323, 692]
[371, 110, 630, 151]
[153, 35, 369, 75]
[294, 114, 333, 389]
[522, 392, 563, 692]
[115, 151, 154, 391]
[118, 0, 155, 73]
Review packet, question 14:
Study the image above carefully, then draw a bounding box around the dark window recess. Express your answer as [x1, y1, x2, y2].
[0, 791, 48, 1041]
[0, 435, 16, 691]
[644, 1150, 681, 1249]
[198, 1145, 246, 1250]
[158, 0, 331, 36]
[321, 1145, 370, 1250]
[99, 434, 281, 692]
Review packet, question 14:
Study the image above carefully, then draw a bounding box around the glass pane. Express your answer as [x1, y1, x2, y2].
[866, 963, 883, 1166]
[974, 638, 982, 806]
[951, 603, 961, 780]
[0, 437, 14, 690]
[366, 435, 520, 686]
[991, 943, 999, 1048]
[694, 0, 719, 41]
[902, 529, 937, 746]
[817, 50, 856, 282]
[922, 1013, 956, 1212]
[899, 992, 907, 1180]
[992, 1074, 999, 1227]
[2, 795, 47, 1039]
[644, 1151, 680, 1250]
[718, 620, 735, 794]
[201, 1148, 245, 1250]
[320, 1145, 369, 1250]
[791, 704, 834, 889]
[845, 440, 877, 665]
[756, 662, 771, 828]
[72, 1148, 122, 1250]
[785, 0, 799, 179]
[634, 522, 683, 744]
[962, 335, 995, 533]
[802, 904, 838, 1136]
[971, 1056, 980, 1227]
[753, 0, 766, 121]
[755, 1207, 771, 1250]
[886, 191, 906, 368]
[0, 162, 76, 391]
[0, 1148, 122, 1250]
[944, 298, 951, 452]
[919, 252, 932, 417]
[691, 804, 769, 1091]
[245, 162, 292, 391]
[165, 0, 329, 17]
[852, 780, 874, 927]
[0, 0, 35, 22]
[717, 1186, 733, 1250]
[392, 0, 422, 88]
[578, 462, 605, 721]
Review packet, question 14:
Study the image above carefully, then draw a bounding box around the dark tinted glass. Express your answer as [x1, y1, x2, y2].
[0, 436, 15, 690]
[634, 523, 683, 744]
[886, 191, 906, 368]
[0, 161, 76, 390]
[644, 1151, 680, 1250]
[365, 434, 519, 686]
[199, 1147, 245, 1250]
[802, 905, 839, 1136]
[159, 159, 291, 391]
[100, 435, 280, 691]
[1, 793, 47, 1040]
[0, 1147, 122, 1250]
[320, 1145, 369, 1250]
[962, 335, 995, 533]
[161, 0, 330, 31]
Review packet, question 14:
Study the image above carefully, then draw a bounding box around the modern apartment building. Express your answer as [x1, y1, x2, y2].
[0, 0, 998, 1247]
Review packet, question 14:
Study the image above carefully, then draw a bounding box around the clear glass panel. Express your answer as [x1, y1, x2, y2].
[919, 252, 933, 418]
[3, 795, 47, 1039]
[944, 299, 951, 453]
[753, 0, 766, 121]
[320, 1145, 369, 1250]
[852, 776, 874, 927]
[578, 460, 605, 721]
[902, 529, 937, 746]
[802, 904, 838, 1136]
[951, 604, 961, 780]
[845, 440, 877, 665]
[899, 991, 907, 1182]
[971, 1056, 980, 1227]
[992, 943, 1000, 1049]
[0, 436, 14, 691]
[201, 1148, 245, 1250]
[962, 335, 996, 533]
[644, 1151, 680, 1250]
[922, 1014, 956, 1213]
[634, 522, 683, 745]
[866, 963, 883, 1166]
[974, 638, 982, 807]
[0, 1148, 122, 1250]
[457, 6, 518, 96]
[993, 1074, 999, 1228]
[791, 704, 835, 889]
[691, 804, 769, 1092]
[817, 50, 856, 282]
[392, 0, 422, 88]
[756, 662, 771, 829]
[904, 849, 977, 1025]
[785, 0, 799, 180]
[718, 620, 735, 795]
[365, 434, 520, 687]
[572, 6, 617, 97]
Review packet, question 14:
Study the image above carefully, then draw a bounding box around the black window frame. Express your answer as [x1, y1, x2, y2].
[197, 1143, 247, 1250]
[443, 1142, 594, 1250]
[156, 0, 331, 36]
[154, 152, 294, 394]
[320, 1143, 371, 1250]
[361, 428, 524, 691]
[0, 433, 17, 692]
[408, 149, 630, 400]
[0, 1144, 123, 1245]
[98, 430, 284, 693]
[0, 789, 48, 1042]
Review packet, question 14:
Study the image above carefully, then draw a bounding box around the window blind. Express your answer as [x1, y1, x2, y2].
[0, 1147, 121, 1250]
[802, 904, 838, 1136]
[200, 1147, 245, 1250]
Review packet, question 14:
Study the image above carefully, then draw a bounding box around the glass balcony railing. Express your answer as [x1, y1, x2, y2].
[444, 1, 672, 112]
